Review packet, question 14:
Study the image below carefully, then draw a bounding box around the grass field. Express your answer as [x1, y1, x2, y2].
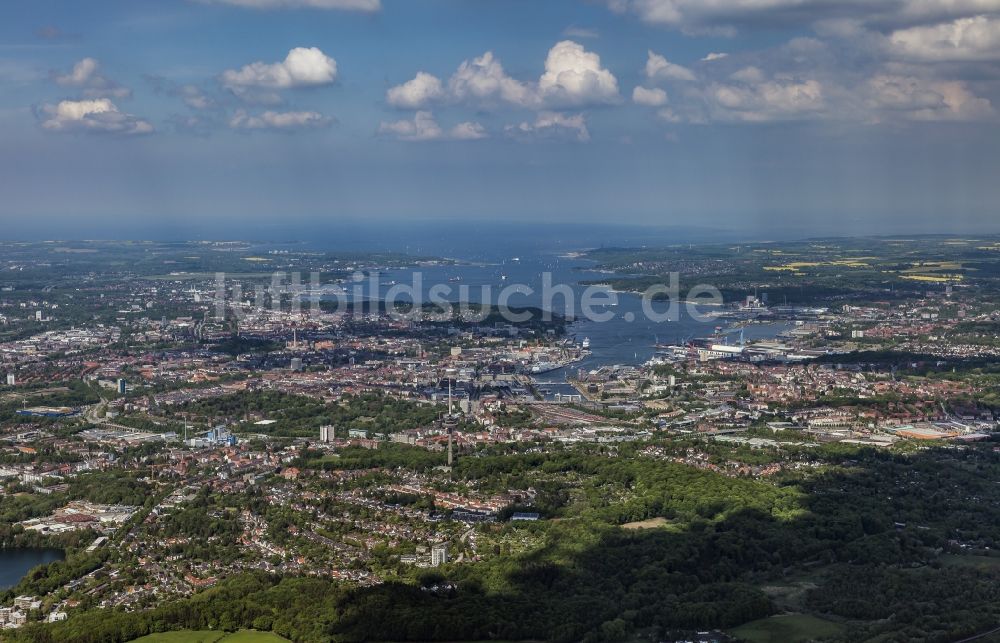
[131, 630, 289, 643]
[218, 633, 289, 643]
[130, 633, 224, 643]
[621, 517, 669, 530]
[729, 613, 844, 643]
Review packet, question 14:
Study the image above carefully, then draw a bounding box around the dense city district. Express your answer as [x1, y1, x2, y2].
[0, 238, 998, 643]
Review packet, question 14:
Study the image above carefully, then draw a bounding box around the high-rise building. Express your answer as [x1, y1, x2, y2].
[290, 357, 303, 371]
[5, 373, 14, 386]
[431, 543, 448, 567]
[319, 425, 335, 443]
[117, 378, 127, 395]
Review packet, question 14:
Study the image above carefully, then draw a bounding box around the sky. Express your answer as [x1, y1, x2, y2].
[1, 0, 999, 239]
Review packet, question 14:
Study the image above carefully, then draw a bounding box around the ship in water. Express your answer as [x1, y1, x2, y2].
[653, 334, 684, 350]
[530, 361, 563, 374]
[712, 294, 769, 320]
[581, 337, 590, 349]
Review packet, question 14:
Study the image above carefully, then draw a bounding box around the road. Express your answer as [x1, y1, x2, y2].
[456, 526, 474, 562]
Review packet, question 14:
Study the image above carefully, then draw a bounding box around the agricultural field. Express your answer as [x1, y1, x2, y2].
[582, 235, 1000, 306]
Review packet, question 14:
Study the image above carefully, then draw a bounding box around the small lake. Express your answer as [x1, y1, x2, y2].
[0, 548, 64, 590]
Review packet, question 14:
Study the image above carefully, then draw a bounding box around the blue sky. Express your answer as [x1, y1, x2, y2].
[1, 0, 999, 238]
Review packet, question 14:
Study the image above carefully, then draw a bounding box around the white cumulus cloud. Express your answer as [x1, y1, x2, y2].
[505, 111, 591, 142]
[447, 51, 537, 107]
[378, 111, 487, 141]
[538, 40, 620, 105]
[633, 86, 669, 105]
[730, 66, 765, 83]
[645, 50, 696, 81]
[867, 74, 995, 120]
[707, 73, 825, 121]
[229, 109, 332, 129]
[54, 57, 99, 86]
[607, 0, 1000, 32]
[609, 4, 1000, 126]
[888, 15, 1000, 61]
[36, 98, 153, 134]
[53, 58, 131, 99]
[379, 111, 443, 140]
[386, 71, 445, 108]
[386, 40, 619, 110]
[450, 121, 489, 140]
[221, 47, 338, 96]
